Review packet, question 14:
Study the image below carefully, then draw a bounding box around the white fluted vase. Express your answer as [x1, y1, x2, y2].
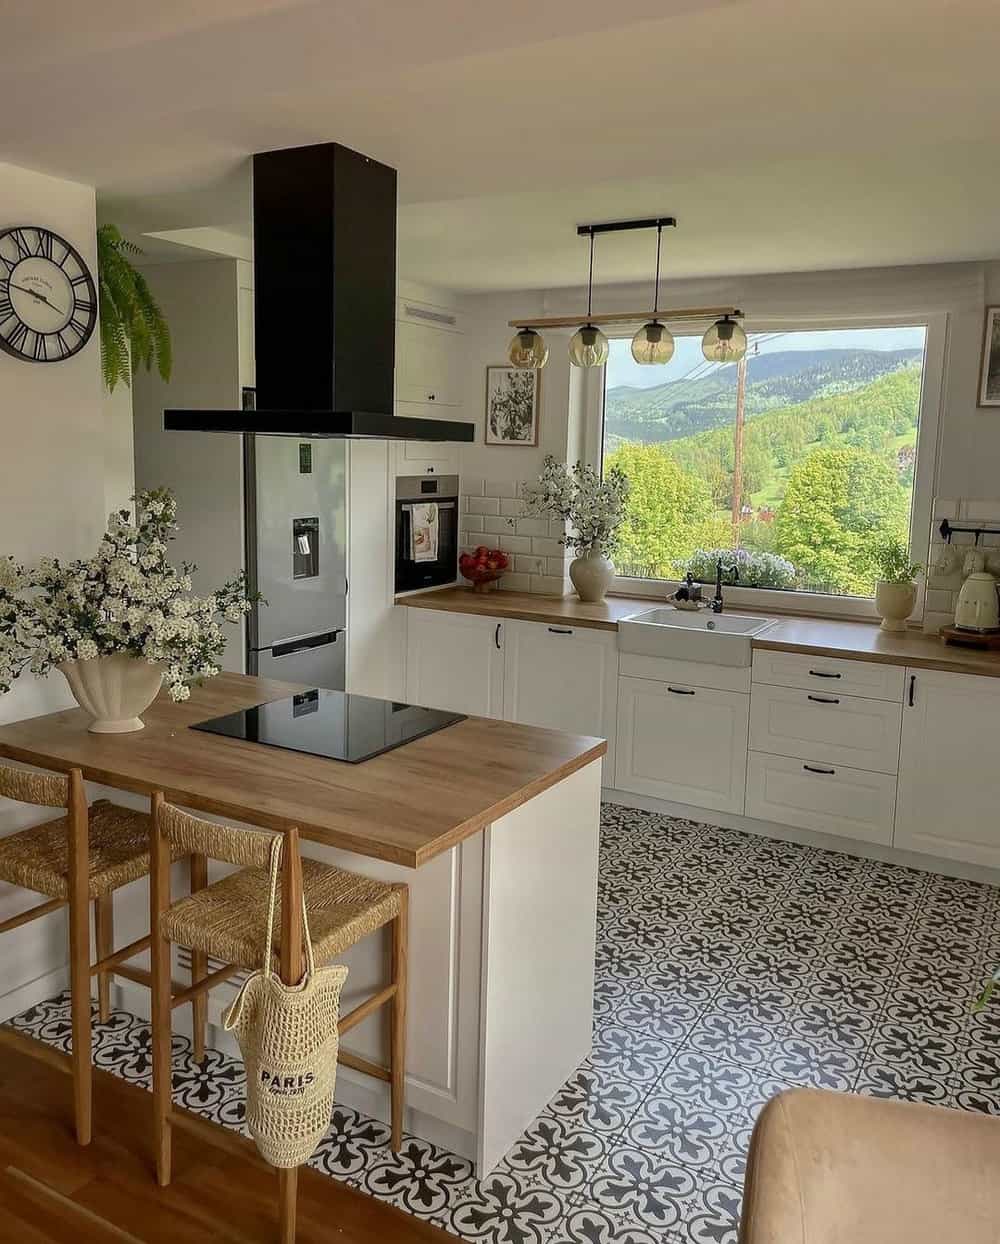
[569, 548, 615, 603]
[58, 653, 164, 733]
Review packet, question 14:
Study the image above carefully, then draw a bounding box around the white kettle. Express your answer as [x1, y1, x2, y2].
[955, 571, 1000, 632]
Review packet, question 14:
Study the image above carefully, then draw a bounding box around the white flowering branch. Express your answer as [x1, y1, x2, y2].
[0, 489, 255, 702]
[520, 455, 630, 557]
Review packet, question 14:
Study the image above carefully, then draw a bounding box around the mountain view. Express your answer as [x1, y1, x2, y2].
[603, 337, 925, 596]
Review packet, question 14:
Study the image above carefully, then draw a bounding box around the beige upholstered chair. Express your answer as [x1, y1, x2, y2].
[0, 763, 182, 1146]
[148, 794, 408, 1243]
[740, 1087, 1000, 1243]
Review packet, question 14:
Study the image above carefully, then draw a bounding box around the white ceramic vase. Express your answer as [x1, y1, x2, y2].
[58, 653, 164, 733]
[569, 548, 615, 604]
[874, 580, 916, 632]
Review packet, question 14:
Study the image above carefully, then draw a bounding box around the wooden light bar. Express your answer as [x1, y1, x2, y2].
[507, 306, 743, 330]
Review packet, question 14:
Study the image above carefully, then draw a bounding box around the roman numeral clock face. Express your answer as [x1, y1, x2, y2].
[0, 226, 97, 363]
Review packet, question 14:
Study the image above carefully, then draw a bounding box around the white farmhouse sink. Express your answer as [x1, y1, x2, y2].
[618, 606, 776, 667]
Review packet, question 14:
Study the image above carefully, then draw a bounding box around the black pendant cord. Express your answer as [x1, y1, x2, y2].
[586, 230, 596, 321]
[651, 223, 662, 319]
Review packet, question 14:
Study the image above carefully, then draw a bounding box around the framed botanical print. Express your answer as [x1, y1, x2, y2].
[484, 365, 540, 446]
[978, 306, 1000, 407]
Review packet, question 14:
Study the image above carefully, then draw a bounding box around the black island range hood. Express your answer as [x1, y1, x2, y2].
[165, 143, 474, 444]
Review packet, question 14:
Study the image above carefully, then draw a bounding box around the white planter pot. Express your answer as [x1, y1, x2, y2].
[58, 653, 164, 733]
[874, 580, 916, 632]
[569, 549, 615, 604]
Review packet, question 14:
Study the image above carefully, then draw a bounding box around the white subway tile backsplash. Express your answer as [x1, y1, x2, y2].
[502, 534, 533, 554]
[922, 611, 953, 634]
[531, 536, 565, 558]
[515, 555, 546, 576]
[485, 478, 520, 499]
[468, 496, 500, 516]
[932, 498, 960, 520]
[530, 574, 569, 596]
[549, 520, 567, 539]
[482, 515, 511, 535]
[961, 500, 1000, 522]
[516, 518, 551, 537]
[498, 572, 531, 592]
[462, 478, 486, 497]
[924, 588, 956, 614]
[462, 514, 484, 533]
[546, 557, 568, 576]
[500, 498, 527, 518]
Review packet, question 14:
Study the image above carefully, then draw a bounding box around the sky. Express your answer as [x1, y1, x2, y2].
[605, 325, 928, 391]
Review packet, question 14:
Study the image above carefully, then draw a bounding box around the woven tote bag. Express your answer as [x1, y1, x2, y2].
[223, 836, 349, 1168]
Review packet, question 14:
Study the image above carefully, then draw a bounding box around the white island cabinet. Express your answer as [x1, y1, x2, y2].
[895, 668, 1000, 868]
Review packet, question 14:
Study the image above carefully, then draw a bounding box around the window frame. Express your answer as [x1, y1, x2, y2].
[591, 311, 947, 621]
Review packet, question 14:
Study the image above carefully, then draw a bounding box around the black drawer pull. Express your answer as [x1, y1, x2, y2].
[494, 623, 502, 650]
[548, 626, 573, 635]
[808, 669, 841, 679]
[909, 674, 916, 707]
[807, 694, 840, 704]
[803, 764, 836, 775]
[668, 686, 696, 695]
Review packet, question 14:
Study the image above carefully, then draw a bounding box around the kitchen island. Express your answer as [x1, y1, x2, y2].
[0, 673, 606, 1173]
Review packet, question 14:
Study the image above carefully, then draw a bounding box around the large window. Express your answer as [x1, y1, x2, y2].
[602, 324, 929, 600]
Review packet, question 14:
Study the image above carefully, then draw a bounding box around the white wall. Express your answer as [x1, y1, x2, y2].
[459, 258, 1000, 561]
[0, 162, 106, 1014]
[103, 377, 134, 516]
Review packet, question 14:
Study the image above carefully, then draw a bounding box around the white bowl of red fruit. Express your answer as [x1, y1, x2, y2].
[459, 547, 510, 593]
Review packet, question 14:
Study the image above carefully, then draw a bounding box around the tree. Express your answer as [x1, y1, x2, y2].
[605, 442, 725, 577]
[775, 446, 909, 595]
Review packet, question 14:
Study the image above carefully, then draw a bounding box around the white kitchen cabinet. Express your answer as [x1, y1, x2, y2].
[752, 650, 904, 702]
[405, 608, 504, 718]
[615, 675, 749, 814]
[895, 668, 1000, 867]
[749, 683, 902, 775]
[746, 751, 896, 846]
[396, 318, 463, 407]
[502, 620, 618, 776]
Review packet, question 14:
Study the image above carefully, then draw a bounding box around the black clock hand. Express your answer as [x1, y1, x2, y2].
[10, 283, 65, 318]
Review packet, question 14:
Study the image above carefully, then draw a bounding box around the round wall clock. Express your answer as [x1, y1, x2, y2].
[0, 225, 97, 363]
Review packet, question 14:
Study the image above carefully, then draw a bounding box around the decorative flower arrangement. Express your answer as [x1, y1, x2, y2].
[521, 455, 630, 557]
[680, 548, 797, 590]
[0, 489, 254, 705]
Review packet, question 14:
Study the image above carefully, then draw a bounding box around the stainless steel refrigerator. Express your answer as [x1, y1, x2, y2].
[245, 435, 347, 690]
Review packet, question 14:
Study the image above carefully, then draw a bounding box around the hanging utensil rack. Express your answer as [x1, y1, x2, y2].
[938, 519, 1000, 545]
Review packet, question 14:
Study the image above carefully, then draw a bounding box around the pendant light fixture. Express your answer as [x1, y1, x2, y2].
[568, 229, 609, 368]
[630, 222, 675, 366]
[507, 326, 548, 370]
[702, 313, 748, 363]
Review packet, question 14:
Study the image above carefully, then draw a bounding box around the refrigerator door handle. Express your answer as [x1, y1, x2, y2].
[268, 629, 345, 659]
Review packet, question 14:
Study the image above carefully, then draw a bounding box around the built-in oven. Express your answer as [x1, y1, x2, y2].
[395, 475, 459, 593]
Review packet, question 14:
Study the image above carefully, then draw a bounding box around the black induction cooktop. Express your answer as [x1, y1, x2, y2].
[192, 689, 465, 764]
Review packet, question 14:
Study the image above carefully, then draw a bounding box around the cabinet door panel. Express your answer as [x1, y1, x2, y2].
[396, 320, 462, 406]
[896, 669, 1000, 866]
[752, 650, 904, 701]
[405, 609, 504, 718]
[502, 621, 617, 776]
[746, 751, 896, 845]
[750, 683, 902, 774]
[615, 676, 748, 814]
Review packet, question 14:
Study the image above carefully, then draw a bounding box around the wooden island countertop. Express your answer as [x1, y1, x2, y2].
[398, 587, 1000, 679]
[0, 673, 605, 869]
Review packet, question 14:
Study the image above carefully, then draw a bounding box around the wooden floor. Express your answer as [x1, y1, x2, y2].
[0, 1030, 456, 1243]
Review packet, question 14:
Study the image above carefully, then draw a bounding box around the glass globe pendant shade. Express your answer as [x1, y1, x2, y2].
[630, 319, 675, 365]
[568, 323, 609, 368]
[701, 315, 748, 363]
[507, 328, 549, 370]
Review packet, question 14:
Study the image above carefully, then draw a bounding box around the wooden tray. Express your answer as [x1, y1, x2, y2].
[940, 625, 1000, 649]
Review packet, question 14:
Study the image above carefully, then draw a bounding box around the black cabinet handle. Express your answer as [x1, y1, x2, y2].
[668, 686, 696, 695]
[808, 669, 841, 679]
[803, 763, 836, 775]
[548, 626, 573, 635]
[908, 674, 916, 706]
[428, 393, 436, 401]
[807, 694, 840, 704]
[494, 623, 501, 650]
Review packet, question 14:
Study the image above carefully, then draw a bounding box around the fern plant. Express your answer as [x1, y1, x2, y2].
[97, 224, 172, 392]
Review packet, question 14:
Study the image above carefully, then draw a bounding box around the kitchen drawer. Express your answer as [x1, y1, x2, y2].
[749, 683, 902, 774]
[746, 750, 896, 846]
[752, 649, 904, 702]
[619, 651, 750, 694]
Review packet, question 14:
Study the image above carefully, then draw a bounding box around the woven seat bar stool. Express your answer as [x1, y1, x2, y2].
[0, 763, 195, 1146]
[149, 794, 409, 1244]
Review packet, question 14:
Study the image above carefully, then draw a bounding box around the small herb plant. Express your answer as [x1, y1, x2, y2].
[680, 548, 797, 590]
[97, 224, 172, 392]
[870, 535, 922, 584]
[520, 456, 631, 557]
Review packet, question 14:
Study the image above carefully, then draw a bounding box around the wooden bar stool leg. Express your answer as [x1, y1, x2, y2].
[94, 893, 113, 1024]
[150, 793, 173, 1186]
[278, 828, 304, 1244]
[67, 771, 92, 1147]
[389, 888, 408, 1153]
[189, 853, 208, 1063]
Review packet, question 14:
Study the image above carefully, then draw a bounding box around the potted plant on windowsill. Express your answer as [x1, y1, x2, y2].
[521, 456, 630, 603]
[870, 536, 922, 632]
[0, 489, 255, 732]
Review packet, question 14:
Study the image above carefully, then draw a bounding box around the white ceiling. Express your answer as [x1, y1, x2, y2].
[3, 0, 999, 290]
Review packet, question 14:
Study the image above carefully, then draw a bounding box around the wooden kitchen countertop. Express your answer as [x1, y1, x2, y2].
[398, 587, 1000, 678]
[0, 673, 605, 869]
